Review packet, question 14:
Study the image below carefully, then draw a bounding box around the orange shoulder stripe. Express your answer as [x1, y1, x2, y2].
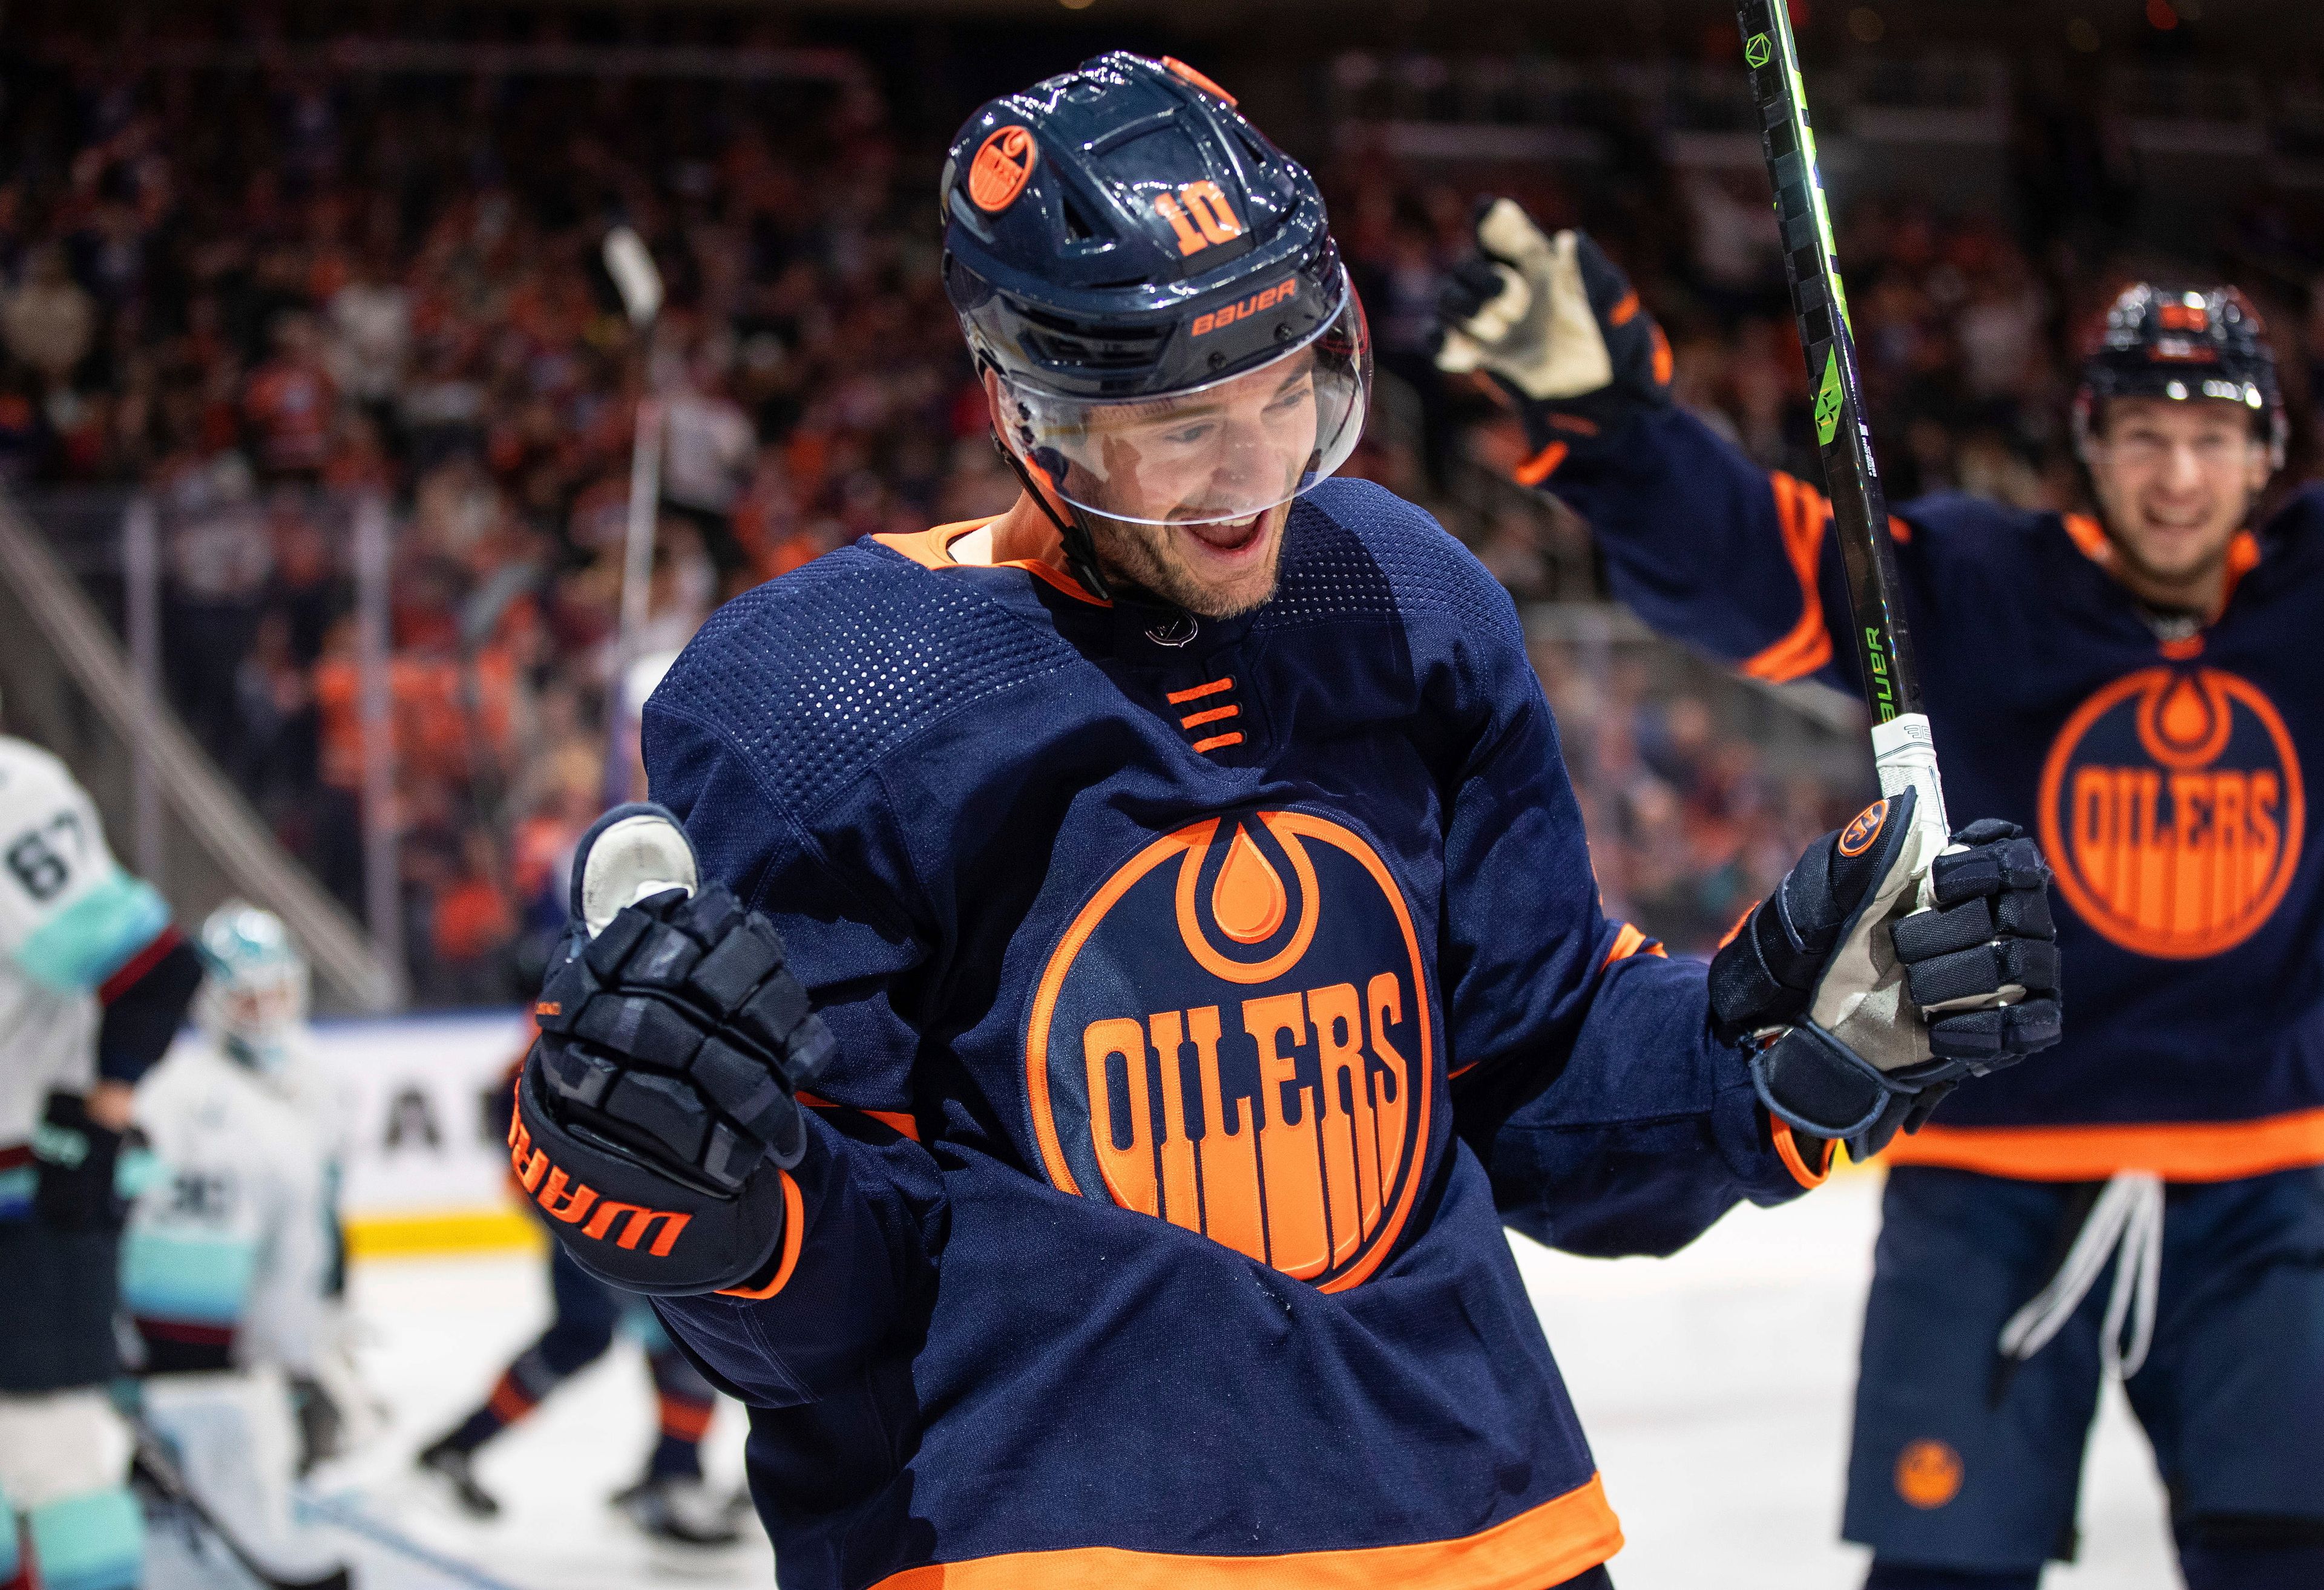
[1513, 440, 1569, 488]
[1879, 1107, 2324, 1182]
[715, 1170, 805, 1300]
[2060, 512, 2113, 566]
[872, 1472, 1621, 1590]
[1739, 471, 1836, 684]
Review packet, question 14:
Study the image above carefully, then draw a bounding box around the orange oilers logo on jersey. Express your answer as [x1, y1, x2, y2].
[2038, 666, 2304, 959]
[1025, 811, 1433, 1292]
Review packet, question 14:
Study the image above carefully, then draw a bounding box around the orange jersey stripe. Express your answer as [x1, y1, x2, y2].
[1879, 1107, 2324, 1182]
[797, 1091, 922, 1143]
[1166, 676, 1235, 705]
[659, 1396, 716, 1442]
[872, 1472, 1621, 1590]
[1598, 921, 1666, 968]
[1189, 732, 1245, 754]
[872, 523, 1109, 607]
[1179, 704, 1240, 730]
[1738, 471, 1836, 685]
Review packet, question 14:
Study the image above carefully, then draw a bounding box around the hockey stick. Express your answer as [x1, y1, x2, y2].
[294, 1489, 529, 1590]
[1736, 0, 1952, 860]
[129, 1416, 352, 1590]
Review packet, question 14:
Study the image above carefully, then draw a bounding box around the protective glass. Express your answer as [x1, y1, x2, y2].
[1004, 278, 1371, 528]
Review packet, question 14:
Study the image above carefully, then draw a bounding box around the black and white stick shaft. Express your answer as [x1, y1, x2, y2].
[1737, 0, 1950, 849]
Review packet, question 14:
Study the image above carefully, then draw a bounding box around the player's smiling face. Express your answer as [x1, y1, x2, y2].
[2087, 396, 2272, 601]
[1073, 355, 1319, 618]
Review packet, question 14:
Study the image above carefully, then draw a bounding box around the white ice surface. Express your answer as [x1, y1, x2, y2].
[254, 1173, 2181, 1590]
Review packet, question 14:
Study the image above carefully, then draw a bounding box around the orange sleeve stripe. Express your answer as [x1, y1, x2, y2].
[1771, 1117, 1836, 1189]
[872, 1471, 1621, 1590]
[1607, 290, 1640, 327]
[716, 1170, 806, 1300]
[797, 1091, 922, 1142]
[1178, 704, 1240, 730]
[1165, 676, 1235, 704]
[1513, 440, 1569, 488]
[1738, 471, 1836, 684]
[1877, 1107, 2324, 1182]
[1599, 921, 1667, 968]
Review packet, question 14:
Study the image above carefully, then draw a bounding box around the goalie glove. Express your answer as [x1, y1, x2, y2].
[516, 803, 835, 1295]
[1433, 198, 1673, 457]
[1710, 790, 2063, 1162]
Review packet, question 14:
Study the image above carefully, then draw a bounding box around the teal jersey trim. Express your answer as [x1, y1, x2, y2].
[120, 1229, 259, 1326]
[26, 1487, 142, 1590]
[15, 869, 169, 992]
[0, 1164, 33, 1220]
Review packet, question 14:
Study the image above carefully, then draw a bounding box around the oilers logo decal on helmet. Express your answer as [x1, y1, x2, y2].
[1025, 810, 1433, 1292]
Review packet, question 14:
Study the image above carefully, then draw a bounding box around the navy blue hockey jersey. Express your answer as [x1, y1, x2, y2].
[637, 478, 1819, 1590]
[1546, 408, 2324, 1183]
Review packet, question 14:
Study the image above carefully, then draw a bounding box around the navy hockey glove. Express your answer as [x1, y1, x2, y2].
[1710, 790, 2062, 1162]
[1433, 199, 1672, 459]
[516, 803, 834, 1296]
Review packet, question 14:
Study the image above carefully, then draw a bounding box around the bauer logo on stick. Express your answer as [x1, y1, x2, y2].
[2038, 666, 2302, 960]
[1025, 810, 1433, 1292]
[967, 125, 1038, 213]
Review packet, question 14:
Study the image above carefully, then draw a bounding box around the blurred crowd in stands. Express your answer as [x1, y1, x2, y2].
[1, 27, 2316, 996]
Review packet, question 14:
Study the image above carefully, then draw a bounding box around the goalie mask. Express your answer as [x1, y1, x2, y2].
[194, 901, 310, 1073]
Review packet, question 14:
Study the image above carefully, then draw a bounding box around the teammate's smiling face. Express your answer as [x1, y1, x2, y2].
[2086, 396, 2273, 606]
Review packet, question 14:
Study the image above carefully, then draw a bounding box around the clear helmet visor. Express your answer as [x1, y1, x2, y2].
[1005, 276, 1371, 528]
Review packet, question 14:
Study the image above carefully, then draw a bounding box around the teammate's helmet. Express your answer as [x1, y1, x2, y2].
[2073, 283, 2286, 469]
[940, 53, 1370, 541]
[194, 901, 309, 1072]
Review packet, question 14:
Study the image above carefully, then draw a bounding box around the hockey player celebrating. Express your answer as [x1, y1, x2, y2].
[0, 733, 203, 1590]
[506, 54, 2061, 1590]
[1437, 201, 2324, 1588]
[122, 903, 355, 1584]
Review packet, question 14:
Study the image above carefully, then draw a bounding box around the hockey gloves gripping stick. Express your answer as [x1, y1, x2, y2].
[1709, 790, 2062, 1162]
[517, 803, 835, 1295]
[1433, 198, 1673, 458]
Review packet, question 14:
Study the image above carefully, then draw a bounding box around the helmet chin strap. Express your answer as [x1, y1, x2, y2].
[991, 432, 1198, 631]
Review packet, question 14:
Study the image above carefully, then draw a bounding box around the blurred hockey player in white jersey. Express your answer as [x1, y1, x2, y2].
[0, 733, 203, 1590]
[122, 905, 356, 1585]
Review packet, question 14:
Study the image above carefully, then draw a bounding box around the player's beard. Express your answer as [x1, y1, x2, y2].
[1080, 501, 1292, 620]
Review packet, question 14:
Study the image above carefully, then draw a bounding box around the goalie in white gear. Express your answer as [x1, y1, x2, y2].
[122, 904, 358, 1585]
[0, 733, 203, 1590]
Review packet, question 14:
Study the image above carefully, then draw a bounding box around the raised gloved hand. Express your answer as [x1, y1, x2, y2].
[1434, 198, 1672, 457]
[1710, 790, 2062, 1162]
[516, 803, 833, 1295]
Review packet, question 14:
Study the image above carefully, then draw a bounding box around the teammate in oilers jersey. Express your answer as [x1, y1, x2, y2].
[1437, 200, 2324, 1588]
[122, 904, 356, 1583]
[507, 54, 2061, 1590]
[0, 734, 203, 1590]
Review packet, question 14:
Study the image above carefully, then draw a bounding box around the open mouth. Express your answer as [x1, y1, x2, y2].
[1181, 512, 1269, 558]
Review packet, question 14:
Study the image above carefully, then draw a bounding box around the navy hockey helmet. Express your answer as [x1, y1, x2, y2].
[940, 53, 1370, 547]
[2073, 283, 2286, 469]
